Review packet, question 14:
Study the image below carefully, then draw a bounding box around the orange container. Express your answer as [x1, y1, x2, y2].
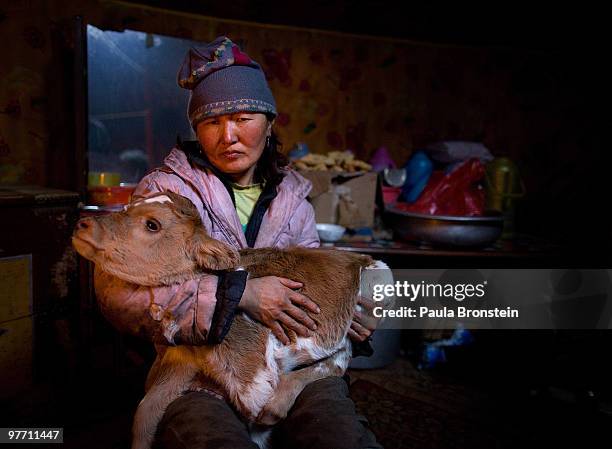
[87, 183, 136, 206]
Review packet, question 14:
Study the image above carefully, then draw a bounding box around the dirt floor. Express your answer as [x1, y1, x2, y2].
[3, 330, 611, 449]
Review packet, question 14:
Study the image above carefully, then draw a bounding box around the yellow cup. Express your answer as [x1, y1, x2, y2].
[88, 171, 121, 187]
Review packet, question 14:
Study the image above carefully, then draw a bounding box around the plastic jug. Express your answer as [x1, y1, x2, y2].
[485, 157, 526, 239]
[401, 150, 433, 203]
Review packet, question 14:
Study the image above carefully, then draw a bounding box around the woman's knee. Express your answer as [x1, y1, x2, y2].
[276, 376, 382, 449]
[154, 391, 258, 449]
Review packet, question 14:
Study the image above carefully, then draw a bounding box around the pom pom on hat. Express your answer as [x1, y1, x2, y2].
[177, 36, 277, 129]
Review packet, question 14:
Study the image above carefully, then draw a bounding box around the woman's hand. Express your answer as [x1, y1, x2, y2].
[239, 276, 320, 345]
[348, 296, 380, 342]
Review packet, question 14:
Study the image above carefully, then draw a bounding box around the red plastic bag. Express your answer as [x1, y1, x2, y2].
[395, 158, 486, 216]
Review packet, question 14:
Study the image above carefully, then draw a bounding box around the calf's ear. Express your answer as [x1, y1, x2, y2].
[190, 230, 240, 271]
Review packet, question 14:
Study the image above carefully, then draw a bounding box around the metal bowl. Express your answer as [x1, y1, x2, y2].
[384, 206, 504, 248]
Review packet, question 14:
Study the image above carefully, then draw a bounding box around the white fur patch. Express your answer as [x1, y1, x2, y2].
[360, 258, 395, 323]
[274, 336, 343, 373]
[142, 195, 173, 205]
[264, 333, 280, 381]
[249, 425, 273, 449]
[295, 336, 338, 360]
[126, 195, 174, 211]
[334, 338, 351, 370]
[238, 333, 279, 417]
[240, 369, 274, 416]
[366, 259, 390, 270]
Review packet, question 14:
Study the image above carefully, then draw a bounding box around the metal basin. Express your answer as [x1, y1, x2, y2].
[384, 206, 504, 248]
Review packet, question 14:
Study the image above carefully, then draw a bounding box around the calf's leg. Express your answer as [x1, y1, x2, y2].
[132, 351, 198, 449]
[256, 341, 351, 426]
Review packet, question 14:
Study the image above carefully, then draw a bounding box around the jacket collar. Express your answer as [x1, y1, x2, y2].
[161, 147, 312, 249]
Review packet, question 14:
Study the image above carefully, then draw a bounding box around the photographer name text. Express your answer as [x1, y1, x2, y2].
[371, 281, 519, 319]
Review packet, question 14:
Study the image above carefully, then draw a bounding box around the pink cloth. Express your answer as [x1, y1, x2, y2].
[94, 147, 320, 348]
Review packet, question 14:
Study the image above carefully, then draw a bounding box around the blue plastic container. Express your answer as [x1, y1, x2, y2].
[401, 150, 433, 203]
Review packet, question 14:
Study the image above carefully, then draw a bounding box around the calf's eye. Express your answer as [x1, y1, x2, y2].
[145, 219, 161, 232]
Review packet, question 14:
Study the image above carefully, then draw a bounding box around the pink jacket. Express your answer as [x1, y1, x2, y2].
[94, 147, 320, 346]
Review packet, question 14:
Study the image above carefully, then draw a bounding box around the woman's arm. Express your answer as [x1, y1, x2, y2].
[92, 168, 237, 345]
[94, 266, 219, 345]
[239, 276, 320, 345]
[291, 199, 320, 248]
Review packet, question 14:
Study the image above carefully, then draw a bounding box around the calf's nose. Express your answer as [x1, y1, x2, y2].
[76, 217, 93, 230]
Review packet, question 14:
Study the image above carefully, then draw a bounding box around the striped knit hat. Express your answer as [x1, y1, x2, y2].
[177, 36, 277, 130]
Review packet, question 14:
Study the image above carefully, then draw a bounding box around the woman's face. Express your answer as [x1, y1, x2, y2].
[196, 112, 271, 185]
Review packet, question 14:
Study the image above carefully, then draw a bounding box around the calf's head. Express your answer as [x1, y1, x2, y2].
[72, 191, 239, 285]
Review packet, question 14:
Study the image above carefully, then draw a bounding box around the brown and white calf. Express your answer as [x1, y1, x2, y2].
[72, 191, 390, 449]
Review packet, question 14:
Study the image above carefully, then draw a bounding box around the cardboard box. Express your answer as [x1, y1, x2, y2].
[300, 171, 378, 228]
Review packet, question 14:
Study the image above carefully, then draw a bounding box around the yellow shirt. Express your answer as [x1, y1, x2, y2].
[231, 182, 263, 232]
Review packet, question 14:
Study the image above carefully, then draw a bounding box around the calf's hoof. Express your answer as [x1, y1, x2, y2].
[256, 405, 287, 426]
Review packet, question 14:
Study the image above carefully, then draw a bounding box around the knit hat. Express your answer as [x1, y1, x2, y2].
[177, 36, 277, 130]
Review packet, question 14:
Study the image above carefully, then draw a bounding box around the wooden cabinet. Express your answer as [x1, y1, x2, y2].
[0, 186, 80, 402]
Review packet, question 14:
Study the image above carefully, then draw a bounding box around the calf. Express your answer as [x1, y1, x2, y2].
[72, 191, 388, 449]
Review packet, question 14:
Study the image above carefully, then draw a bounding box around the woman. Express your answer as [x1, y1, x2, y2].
[94, 36, 381, 449]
